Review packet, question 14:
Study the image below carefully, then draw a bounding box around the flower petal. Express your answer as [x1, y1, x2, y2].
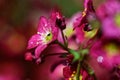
[50, 9, 62, 21]
[84, 0, 95, 12]
[35, 44, 47, 59]
[27, 34, 42, 49]
[37, 16, 50, 33]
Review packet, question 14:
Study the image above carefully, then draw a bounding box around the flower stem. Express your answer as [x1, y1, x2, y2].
[60, 30, 67, 47]
[76, 60, 81, 80]
[56, 40, 80, 62]
[42, 52, 68, 58]
[56, 40, 68, 51]
[83, 62, 97, 80]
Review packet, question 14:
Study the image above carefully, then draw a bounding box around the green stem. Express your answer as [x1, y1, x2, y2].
[56, 40, 68, 51]
[93, 74, 97, 80]
[42, 52, 68, 58]
[76, 60, 81, 80]
[60, 30, 67, 47]
[56, 40, 80, 62]
[83, 62, 97, 80]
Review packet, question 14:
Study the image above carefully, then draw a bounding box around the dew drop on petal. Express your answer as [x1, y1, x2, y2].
[97, 56, 104, 63]
[45, 23, 47, 27]
[30, 42, 33, 44]
[37, 32, 40, 34]
[36, 42, 39, 44]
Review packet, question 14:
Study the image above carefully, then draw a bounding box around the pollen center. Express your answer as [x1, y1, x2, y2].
[104, 43, 120, 58]
[114, 13, 120, 27]
[45, 32, 53, 43]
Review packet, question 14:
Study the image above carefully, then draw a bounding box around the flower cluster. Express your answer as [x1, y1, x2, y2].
[26, 0, 120, 80]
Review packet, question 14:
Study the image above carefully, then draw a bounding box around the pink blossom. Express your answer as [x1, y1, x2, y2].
[90, 37, 120, 70]
[84, 0, 95, 13]
[26, 16, 58, 63]
[73, 0, 98, 44]
[74, 0, 95, 29]
[51, 9, 66, 30]
[96, 0, 120, 38]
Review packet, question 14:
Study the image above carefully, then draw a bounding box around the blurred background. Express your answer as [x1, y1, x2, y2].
[0, 0, 104, 80]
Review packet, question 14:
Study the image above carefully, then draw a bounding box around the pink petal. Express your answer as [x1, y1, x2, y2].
[37, 16, 50, 33]
[84, 0, 95, 12]
[51, 26, 59, 41]
[50, 9, 62, 21]
[27, 34, 42, 49]
[35, 44, 47, 59]
[36, 58, 41, 64]
[75, 25, 85, 43]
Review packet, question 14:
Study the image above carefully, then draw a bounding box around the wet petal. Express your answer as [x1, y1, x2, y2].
[27, 34, 42, 49]
[84, 0, 95, 12]
[51, 26, 58, 41]
[38, 16, 50, 33]
[35, 44, 47, 59]
[50, 8, 62, 21]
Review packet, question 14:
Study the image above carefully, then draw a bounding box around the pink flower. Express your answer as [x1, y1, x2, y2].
[26, 16, 58, 63]
[51, 9, 66, 30]
[73, 0, 98, 44]
[74, 0, 95, 29]
[96, 0, 120, 38]
[84, 0, 95, 13]
[90, 37, 120, 70]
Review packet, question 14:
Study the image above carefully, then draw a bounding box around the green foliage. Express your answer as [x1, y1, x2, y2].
[68, 49, 80, 62]
[11, 0, 29, 26]
[52, 0, 83, 17]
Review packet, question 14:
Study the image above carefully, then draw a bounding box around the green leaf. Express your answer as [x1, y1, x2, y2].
[51, 0, 83, 17]
[81, 49, 89, 55]
[68, 49, 80, 62]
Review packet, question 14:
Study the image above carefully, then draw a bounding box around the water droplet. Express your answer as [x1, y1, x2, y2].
[30, 42, 33, 44]
[97, 56, 103, 63]
[37, 32, 40, 34]
[36, 42, 39, 44]
[45, 23, 47, 27]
